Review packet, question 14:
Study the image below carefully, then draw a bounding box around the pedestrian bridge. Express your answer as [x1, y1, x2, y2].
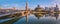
[0, 11, 60, 18]
[0, 11, 30, 18]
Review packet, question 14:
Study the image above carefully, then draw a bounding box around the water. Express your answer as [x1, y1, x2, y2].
[0, 14, 60, 24]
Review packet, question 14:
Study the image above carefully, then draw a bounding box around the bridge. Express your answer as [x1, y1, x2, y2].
[0, 0, 60, 23]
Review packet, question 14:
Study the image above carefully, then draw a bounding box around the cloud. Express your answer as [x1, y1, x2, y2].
[1, 4, 21, 9]
[2, 3, 26, 10]
[50, 0, 60, 4]
[54, 0, 60, 5]
[48, 0, 60, 7]
[55, 0, 60, 10]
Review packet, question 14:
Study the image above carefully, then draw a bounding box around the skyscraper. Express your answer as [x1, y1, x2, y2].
[54, 5, 59, 12]
[45, 7, 49, 11]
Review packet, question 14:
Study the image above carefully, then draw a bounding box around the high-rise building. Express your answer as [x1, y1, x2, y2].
[45, 7, 49, 11]
[54, 5, 59, 12]
[0, 7, 2, 10]
[13, 7, 16, 10]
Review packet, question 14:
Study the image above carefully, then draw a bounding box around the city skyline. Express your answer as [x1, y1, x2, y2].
[0, 0, 60, 10]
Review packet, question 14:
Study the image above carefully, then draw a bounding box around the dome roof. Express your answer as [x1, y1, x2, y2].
[35, 5, 43, 11]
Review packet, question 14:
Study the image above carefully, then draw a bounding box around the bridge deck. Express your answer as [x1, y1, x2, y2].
[0, 12, 21, 17]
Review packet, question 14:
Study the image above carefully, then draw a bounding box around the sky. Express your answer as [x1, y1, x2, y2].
[0, 0, 60, 10]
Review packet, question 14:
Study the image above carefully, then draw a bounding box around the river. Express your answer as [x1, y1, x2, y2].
[0, 14, 60, 24]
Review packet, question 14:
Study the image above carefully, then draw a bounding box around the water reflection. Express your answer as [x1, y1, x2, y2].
[34, 13, 59, 19]
[0, 16, 23, 24]
[0, 13, 60, 24]
[34, 13, 44, 19]
[49, 13, 59, 19]
[54, 13, 59, 19]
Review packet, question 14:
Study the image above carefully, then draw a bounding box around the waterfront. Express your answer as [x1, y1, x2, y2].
[0, 0, 60, 24]
[0, 13, 60, 24]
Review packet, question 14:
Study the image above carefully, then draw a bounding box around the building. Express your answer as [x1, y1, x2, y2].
[54, 5, 59, 12]
[35, 5, 44, 12]
[45, 7, 50, 11]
